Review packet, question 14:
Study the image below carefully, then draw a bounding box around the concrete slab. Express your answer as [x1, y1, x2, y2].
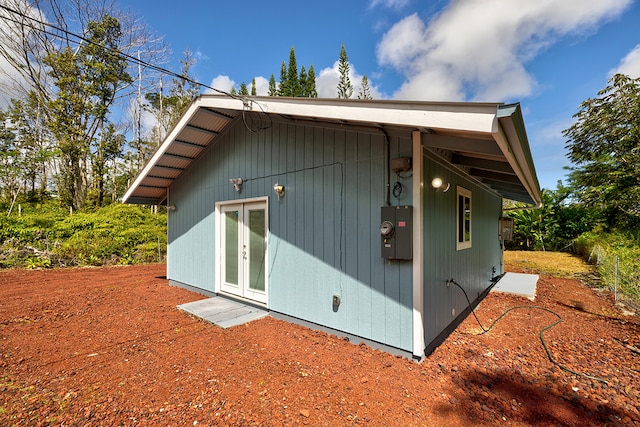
[492, 272, 539, 300]
[177, 296, 268, 328]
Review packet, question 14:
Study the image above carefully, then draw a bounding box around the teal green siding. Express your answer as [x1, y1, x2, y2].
[167, 117, 504, 355]
[168, 117, 414, 351]
[422, 150, 503, 347]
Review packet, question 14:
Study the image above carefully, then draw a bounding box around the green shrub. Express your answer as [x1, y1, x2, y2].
[135, 241, 164, 263]
[26, 257, 51, 269]
[0, 202, 167, 268]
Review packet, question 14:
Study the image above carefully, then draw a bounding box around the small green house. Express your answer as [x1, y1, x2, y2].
[124, 96, 541, 360]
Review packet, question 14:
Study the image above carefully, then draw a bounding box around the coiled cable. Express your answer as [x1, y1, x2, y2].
[448, 278, 608, 384]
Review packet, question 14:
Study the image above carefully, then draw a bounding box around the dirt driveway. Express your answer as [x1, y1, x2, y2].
[1, 263, 639, 426]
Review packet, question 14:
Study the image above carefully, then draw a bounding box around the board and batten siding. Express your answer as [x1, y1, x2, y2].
[421, 149, 503, 349]
[167, 116, 414, 351]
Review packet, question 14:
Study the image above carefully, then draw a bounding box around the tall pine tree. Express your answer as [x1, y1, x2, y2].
[268, 74, 277, 96]
[278, 61, 288, 96]
[273, 48, 317, 97]
[287, 47, 300, 97]
[299, 66, 308, 97]
[307, 65, 318, 98]
[358, 75, 373, 100]
[337, 43, 353, 99]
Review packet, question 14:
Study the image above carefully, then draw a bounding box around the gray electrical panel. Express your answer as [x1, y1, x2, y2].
[380, 205, 413, 260]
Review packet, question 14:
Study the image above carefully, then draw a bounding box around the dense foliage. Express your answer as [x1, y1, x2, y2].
[44, 14, 132, 210]
[510, 73, 640, 246]
[504, 187, 597, 252]
[0, 0, 168, 211]
[504, 73, 640, 302]
[505, 188, 640, 302]
[563, 74, 640, 229]
[0, 201, 167, 269]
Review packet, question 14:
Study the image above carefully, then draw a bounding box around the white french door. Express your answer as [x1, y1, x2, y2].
[219, 200, 267, 304]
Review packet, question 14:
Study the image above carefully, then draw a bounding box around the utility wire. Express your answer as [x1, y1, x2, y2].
[0, 3, 236, 99]
[448, 278, 608, 384]
[0, 3, 276, 135]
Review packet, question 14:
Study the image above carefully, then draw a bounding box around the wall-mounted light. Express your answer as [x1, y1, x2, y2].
[431, 177, 450, 192]
[229, 178, 243, 192]
[273, 182, 285, 199]
[168, 204, 177, 211]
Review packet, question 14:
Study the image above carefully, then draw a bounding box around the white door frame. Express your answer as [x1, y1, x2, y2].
[215, 197, 269, 305]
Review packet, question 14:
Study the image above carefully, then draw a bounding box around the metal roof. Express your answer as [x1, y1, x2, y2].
[123, 95, 542, 207]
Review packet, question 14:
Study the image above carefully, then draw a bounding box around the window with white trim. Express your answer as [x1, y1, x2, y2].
[457, 186, 472, 250]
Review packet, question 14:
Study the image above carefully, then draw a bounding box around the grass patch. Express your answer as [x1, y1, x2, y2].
[504, 250, 595, 278]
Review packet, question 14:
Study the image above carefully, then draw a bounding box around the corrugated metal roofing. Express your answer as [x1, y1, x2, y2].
[123, 95, 541, 207]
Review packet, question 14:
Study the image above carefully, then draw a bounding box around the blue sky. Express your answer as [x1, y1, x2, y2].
[123, 0, 640, 191]
[4, 0, 640, 191]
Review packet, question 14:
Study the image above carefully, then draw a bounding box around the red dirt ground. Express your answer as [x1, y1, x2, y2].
[1, 263, 639, 426]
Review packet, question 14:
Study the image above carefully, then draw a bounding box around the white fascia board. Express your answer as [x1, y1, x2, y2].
[491, 118, 543, 208]
[122, 100, 203, 203]
[201, 96, 500, 135]
[493, 104, 542, 207]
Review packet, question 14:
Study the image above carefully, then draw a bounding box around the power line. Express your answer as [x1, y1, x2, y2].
[0, 3, 236, 99]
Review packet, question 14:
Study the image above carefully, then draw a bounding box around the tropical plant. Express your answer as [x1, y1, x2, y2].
[505, 187, 596, 251]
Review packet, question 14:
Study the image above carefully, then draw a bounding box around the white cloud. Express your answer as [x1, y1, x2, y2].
[206, 75, 236, 95]
[316, 60, 384, 99]
[0, 0, 44, 107]
[252, 76, 270, 96]
[377, 0, 632, 101]
[369, 0, 410, 10]
[0, 57, 23, 108]
[193, 49, 209, 63]
[205, 75, 270, 96]
[316, 63, 341, 98]
[610, 44, 640, 78]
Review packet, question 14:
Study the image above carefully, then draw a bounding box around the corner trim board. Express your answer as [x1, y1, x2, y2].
[412, 130, 425, 359]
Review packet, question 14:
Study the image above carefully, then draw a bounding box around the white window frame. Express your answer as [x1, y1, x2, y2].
[456, 186, 472, 250]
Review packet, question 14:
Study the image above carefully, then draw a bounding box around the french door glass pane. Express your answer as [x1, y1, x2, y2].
[224, 210, 239, 285]
[248, 209, 265, 291]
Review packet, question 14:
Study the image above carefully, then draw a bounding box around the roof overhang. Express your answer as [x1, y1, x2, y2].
[123, 95, 542, 207]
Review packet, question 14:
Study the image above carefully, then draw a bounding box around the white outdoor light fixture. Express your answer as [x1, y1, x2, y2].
[168, 204, 177, 211]
[273, 182, 285, 199]
[229, 178, 243, 192]
[431, 177, 450, 192]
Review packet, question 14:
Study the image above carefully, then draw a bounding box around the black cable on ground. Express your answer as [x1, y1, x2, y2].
[448, 278, 608, 384]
